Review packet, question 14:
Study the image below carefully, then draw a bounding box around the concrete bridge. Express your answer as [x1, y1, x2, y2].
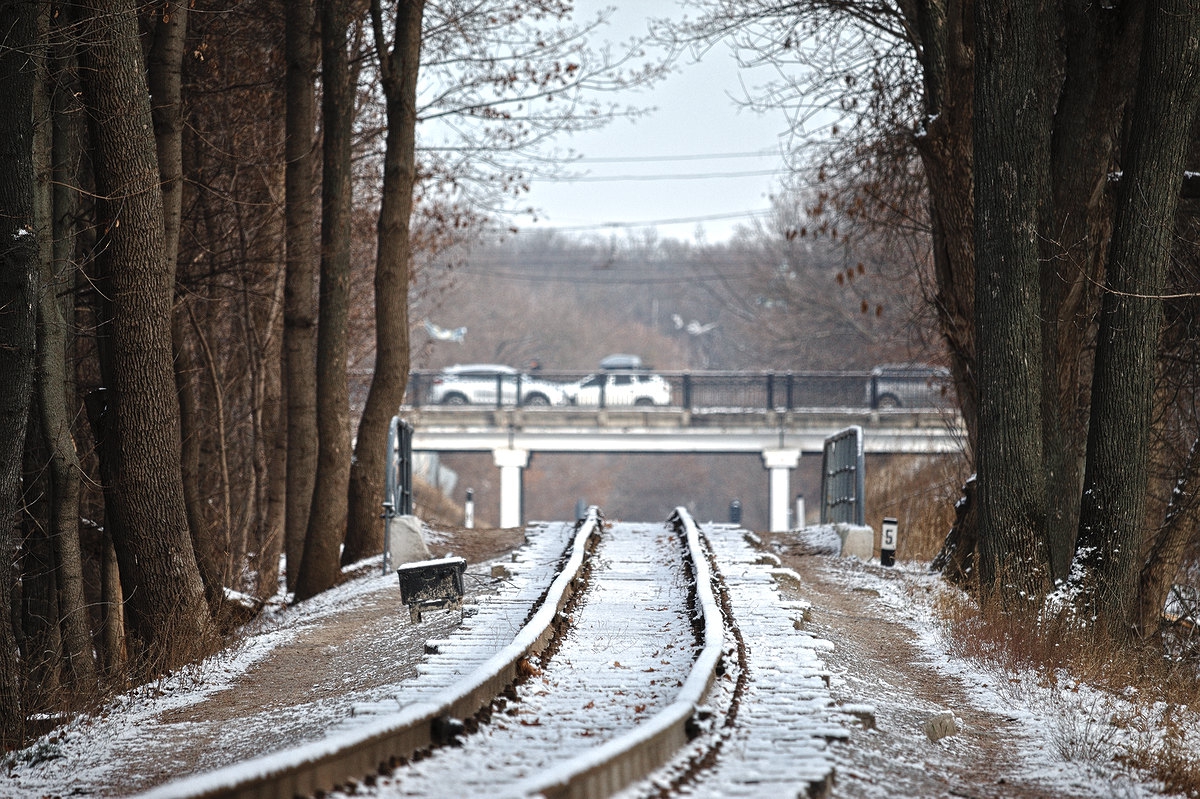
[405, 405, 965, 531]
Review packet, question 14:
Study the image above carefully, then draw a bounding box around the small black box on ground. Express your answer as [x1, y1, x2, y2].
[396, 556, 467, 622]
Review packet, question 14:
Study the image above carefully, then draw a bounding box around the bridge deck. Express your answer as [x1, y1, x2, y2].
[404, 406, 964, 455]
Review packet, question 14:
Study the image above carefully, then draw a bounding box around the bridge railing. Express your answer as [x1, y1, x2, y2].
[403, 368, 953, 411]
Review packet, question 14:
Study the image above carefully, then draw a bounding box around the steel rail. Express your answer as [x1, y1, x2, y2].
[137, 509, 604, 799]
[515, 506, 726, 799]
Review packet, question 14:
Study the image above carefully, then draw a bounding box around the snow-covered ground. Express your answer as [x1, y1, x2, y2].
[2, 520, 1195, 798]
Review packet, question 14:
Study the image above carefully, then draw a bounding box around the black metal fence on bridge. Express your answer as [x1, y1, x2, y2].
[402, 367, 953, 412]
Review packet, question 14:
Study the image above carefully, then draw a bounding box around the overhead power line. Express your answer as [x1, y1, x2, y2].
[549, 168, 781, 183]
[574, 149, 780, 164]
[520, 209, 772, 231]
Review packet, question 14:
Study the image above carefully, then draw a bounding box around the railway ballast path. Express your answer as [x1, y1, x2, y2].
[368, 519, 703, 795]
[12, 510, 1083, 798]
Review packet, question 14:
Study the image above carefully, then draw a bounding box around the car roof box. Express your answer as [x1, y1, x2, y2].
[599, 354, 644, 370]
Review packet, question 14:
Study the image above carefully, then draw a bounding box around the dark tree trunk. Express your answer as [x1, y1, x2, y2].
[1140, 437, 1200, 639]
[907, 0, 978, 462]
[972, 0, 1057, 606]
[99, 532, 126, 678]
[1076, 0, 1200, 640]
[294, 0, 356, 600]
[345, 0, 425, 565]
[1037, 3, 1144, 582]
[147, 0, 221, 609]
[21, 414, 62, 704]
[147, 0, 187, 277]
[260, 272, 287, 599]
[0, 0, 37, 747]
[77, 0, 213, 671]
[35, 8, 97, 694]
[283, 0, 319, 589]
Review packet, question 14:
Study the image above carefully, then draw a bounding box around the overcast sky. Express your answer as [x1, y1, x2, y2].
[503, 1, 791, 244]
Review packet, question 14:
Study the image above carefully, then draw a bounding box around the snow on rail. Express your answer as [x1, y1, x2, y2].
[622, 519, 842, 797]
[352, 514, 708, 797]
[511, 508, 726, 798]
[136, 511, 601, 799]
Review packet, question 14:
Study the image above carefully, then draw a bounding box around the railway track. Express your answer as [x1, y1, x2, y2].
[141, 508, 839, 799]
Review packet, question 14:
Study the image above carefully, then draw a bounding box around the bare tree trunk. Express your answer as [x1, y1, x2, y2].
[77, 0, 213, 672]
[1039, 4, 1144, 582]
[972, 0, 1056, 606]
[147, 0, 219, 609]
[1139, 437, 1200, 638]
[260, 266, 287, 599]
[34, 5, 97, 694]
[0, 0, 37, 747]
[345, 0, 425, 565]
[1076, 0, 1200, 640]
[242, 252, 287, 598]
[284, 0, 319, 589]
[907, 0, 978, 460]
[99, 533, 126, 679]
[187, 302, 234, 583]
[294, 0, 357, 600]
[173, 310, 223, 605]
[20, 417, 62, 704]
[147, 0, 187, 277]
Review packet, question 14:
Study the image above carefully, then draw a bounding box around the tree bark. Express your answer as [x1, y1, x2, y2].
[260, 267, 287, 599]
[294, 0, 357, 600]
[1139, 437, 1200, 638]
[147, 0, 187, 278]
[1039, 3, 1144, 582]
[20, 415, 62, 703]
[284, 0, 320, 589]
[1076, 0, 1200, 640]
[77, 0, 214, 671]
[345, 0, 425, 565]
[0, 0, 37, 747]
[907, 0, 978, 462]
[972, 0, 1057, 606]
[35, 4, 98, 694]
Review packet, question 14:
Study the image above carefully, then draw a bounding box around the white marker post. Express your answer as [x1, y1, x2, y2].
[464, 488, 475, 529]
[881, 516, 898, 567]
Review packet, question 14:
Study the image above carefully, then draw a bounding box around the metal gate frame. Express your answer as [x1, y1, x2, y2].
[383, 416, 415, 573]
[820, 425, 864, 526]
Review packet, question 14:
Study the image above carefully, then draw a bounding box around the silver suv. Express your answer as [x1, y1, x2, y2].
[429, 364, 566, 406]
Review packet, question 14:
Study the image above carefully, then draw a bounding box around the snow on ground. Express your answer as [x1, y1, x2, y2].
[0, 567, 414, 797]
[3, 519, 1197, 798]
[792, 550, 1191, 798]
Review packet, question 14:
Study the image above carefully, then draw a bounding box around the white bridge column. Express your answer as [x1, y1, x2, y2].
[762, 449, 800, 532]
[493, 449, 529, 528]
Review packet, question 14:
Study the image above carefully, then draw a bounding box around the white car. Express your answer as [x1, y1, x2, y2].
[564, 371, 672, 407]
[429, 364, 566, 406]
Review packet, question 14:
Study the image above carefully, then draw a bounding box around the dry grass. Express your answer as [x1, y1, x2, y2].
[413, 475, 467, 527]
[937, 587, 1200, 795]
[864, 453, 970, 561]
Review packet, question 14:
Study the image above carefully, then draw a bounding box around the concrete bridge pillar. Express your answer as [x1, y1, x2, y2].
[493, 449, 529, 528]
[762, 449, 800, 532]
